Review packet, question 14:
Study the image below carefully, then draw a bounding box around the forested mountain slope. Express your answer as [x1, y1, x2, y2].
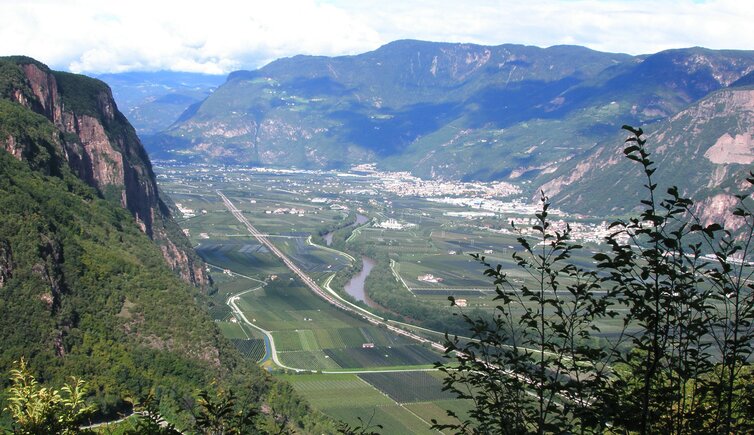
[541, 84, 754, 222]
[1, 56, 207, 288]
[0, 57, 329, 430]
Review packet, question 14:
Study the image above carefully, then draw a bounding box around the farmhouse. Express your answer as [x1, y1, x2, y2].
[418, 274, 443, 283]
[375, 218, 415, 230]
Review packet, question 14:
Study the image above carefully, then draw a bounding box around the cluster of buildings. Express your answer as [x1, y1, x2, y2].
[428, 197, 563, 216]
[174, 202, 195, 218]
[265, 207, 307, 216]
[351, 163, 520, 199]
[375, 218, 415, 230]
[492, 218, 630, 245]
[158, 161, 631, 247]
[380, 174, 520, 199]
[444, 211, 496, 218]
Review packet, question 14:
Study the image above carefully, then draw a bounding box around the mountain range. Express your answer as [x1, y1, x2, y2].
[131, 40, 754, 218]
[0, 56, 324, 429]
[93, 71, 224, 136]
[2, 38, 753, 430]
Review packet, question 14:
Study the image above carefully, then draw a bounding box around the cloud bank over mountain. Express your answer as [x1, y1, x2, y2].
[2, 0, 753, 74]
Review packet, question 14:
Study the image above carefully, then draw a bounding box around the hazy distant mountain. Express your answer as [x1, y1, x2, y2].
[95, 71, 224, 135]
[142, 40, 754, 215]
[147, 41, 630, 166]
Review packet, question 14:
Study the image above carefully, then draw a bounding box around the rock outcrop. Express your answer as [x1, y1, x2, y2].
[0, 57, 208, 289]
[0, 240, 12, 289]
[541, 87, 754, 226]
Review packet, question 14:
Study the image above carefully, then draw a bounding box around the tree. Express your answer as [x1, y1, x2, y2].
[435, 193, 615, 434]
[598, 126, 754, 433]
[190, 387, 260, 434]
[122, 392, 181, 435]
[3, 358, 95, 434]
[435, 125, 754, 434]
[336, 410, 383, 435]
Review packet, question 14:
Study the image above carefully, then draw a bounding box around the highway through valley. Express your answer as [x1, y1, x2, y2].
[216, 191, 589, 406]
[217, 191, 447, 357]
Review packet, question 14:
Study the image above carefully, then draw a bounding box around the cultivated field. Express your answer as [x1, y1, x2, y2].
[358, 371, 457, 403]
[157, 164, 621, 430]
[280, 372, 468, 434]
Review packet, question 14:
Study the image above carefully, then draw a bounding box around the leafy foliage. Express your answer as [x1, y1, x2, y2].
[189, 386, 260, 434]
[52, 71, 112, 120]
[435, 193, 614, 434]
[0, 99, 62, 174]
[602, 126, 754, 433]
[3, 358, 95, 434]
[336, 410, 383, 435]
[0, 146, 232, 421]
[122, 392, 181, 435]
[435, 125, 754, 434]
[0, 59, 334, 433]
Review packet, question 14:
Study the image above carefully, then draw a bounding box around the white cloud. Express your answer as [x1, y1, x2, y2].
[0, 0, 752, 74]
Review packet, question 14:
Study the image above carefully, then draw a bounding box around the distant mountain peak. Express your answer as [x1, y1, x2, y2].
[114, 41, 754, 220]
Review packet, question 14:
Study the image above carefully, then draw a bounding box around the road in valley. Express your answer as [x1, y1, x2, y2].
[217, 191, 590, 406]
[217, 191, 448, 356]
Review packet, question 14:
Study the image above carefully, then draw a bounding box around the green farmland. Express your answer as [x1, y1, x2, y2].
[156, 163, 623, 431]
[280, 373, 470, 434]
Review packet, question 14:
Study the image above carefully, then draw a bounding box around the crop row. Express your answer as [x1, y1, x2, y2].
[323, 345, 440, 368]
[231, 339, 267, 362]
[359, 371, 457, 403]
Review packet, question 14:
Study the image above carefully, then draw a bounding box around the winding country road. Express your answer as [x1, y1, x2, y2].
[225, 273, 438, 374]
[217, 191, 449, 363]
[216, 191, 584, 380]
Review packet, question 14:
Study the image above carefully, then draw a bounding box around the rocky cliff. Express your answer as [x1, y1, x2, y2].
[0, 56, 208, 288]
[541, 86, 754, 226]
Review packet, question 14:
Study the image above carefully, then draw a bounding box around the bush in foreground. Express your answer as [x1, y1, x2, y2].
[434, 126, 754, 434]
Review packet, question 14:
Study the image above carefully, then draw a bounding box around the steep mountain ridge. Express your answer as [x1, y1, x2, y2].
[553, 47, 754, 121]
[0, 56, 208, 287]
[0, 57, 334, 431]
[0, 85, 238, 421]
[147, 41, 754, 195]
[541, 85, 754, 224]
[151, 41, 631, 169]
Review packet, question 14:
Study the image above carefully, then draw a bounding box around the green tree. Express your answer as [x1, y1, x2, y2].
[3, 358, 95, 434]
[190, 387, 260, 434]
[435, 126, 754, 434]
[123, 392, 181, 435]
[599, 126, 754, 433]
[336, 410, 383, 435]
[435, 193, 615, 434]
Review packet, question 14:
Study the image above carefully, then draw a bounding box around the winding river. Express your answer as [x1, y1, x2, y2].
[323, 213, 368, 246]
[343, 256, 379, 308]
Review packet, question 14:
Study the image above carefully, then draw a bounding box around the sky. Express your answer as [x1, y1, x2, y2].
[1, 0, 753, 75]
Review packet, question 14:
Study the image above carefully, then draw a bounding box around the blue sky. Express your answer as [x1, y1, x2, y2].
[1, 0, 752, 74]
